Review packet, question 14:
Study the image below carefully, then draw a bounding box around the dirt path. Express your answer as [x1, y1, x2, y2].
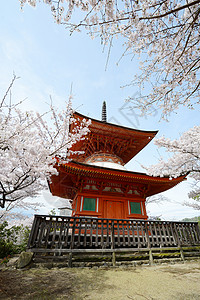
[0, 261, 200, 300]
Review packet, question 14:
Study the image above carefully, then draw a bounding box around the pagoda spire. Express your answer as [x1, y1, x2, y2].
[102, 101, 107, 122]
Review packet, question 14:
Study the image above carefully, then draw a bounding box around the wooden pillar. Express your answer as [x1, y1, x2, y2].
[112, 251, 116, 266]
[68, 252, 73, 267]
[149, 249, 154, 265]
[180, 248, 185, 261]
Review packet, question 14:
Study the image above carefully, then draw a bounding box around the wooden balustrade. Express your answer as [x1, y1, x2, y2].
[27, 215, 200, 254]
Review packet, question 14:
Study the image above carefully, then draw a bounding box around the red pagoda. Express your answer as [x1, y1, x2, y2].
[49, 103, 185, 220]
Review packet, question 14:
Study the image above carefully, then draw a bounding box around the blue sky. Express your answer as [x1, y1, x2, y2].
[1, 1, 200, 220]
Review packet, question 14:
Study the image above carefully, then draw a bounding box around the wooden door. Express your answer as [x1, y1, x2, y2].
[105, 201, 123, 219]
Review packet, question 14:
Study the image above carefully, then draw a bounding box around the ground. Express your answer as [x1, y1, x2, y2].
[0, 261, 200, 299]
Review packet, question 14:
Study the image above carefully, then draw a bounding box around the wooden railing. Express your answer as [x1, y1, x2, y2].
[27, 215, 200, 253]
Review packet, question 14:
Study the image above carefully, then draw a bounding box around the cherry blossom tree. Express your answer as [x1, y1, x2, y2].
[0, 199, 39, 226]
[0, 75, 90, 210]
[20, 0, 200, 118]
[184, 195, 200, 210]
[147, 125, 200, 208]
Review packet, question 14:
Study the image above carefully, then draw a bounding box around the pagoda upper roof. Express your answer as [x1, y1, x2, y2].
[69, 112, 158, 164]
[50, 160, 186, 199]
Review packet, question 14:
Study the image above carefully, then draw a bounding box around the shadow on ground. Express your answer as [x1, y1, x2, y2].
[1, 262, 200, 300]
[0, 267, 110, 300]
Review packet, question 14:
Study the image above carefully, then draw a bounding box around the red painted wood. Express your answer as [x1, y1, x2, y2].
[69, 112, 158, 164]
[49, 112, 186, 220]
[71, 192, 148, 220]
[105, 201, 123, 219]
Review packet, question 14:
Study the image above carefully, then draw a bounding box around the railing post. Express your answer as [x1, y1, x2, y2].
[111, 220, 116, 266]
[27, 215, 38, 248]
[195, 222, 200, 241]
[172, 222, 185, 261]
[180, 248, 185, 261]
[145, 221, 154, 265]
[37, 217, 47, 248]
[145, 221, 151, 248]
[149, 249, 154, 265]
[111, 220, 115, 250]
[112, 252, 116, 267]
[173, 222, 181, 247]
[71, 218, 76, 249]
[69, 218, 77, 267]
[68, 252, 73, 268]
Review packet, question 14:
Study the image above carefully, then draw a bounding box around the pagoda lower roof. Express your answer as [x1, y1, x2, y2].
[51, 160, 186, 197]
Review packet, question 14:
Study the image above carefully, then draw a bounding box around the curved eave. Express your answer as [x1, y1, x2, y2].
[73, 111, 158, 135]
[52, 160, 186, 197]
[58, 160, 185, 182]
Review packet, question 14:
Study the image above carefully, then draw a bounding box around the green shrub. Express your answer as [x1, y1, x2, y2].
[0, 221, 30, 258]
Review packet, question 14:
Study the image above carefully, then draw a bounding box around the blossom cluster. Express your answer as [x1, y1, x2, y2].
[0, 80, 90, 209]
[147, 126, 200, 198]
[21, 0, 200, 117]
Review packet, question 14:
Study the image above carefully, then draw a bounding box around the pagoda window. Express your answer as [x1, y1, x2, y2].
[83, 197, 96, 212]
[130, 202, 142, 215]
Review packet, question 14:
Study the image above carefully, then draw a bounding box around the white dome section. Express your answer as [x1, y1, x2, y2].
[84, 152, 127, 170]
[87, 161, 127, 170]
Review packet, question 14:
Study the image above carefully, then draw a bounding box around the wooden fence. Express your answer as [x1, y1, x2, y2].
[28, 215, 200, 253]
